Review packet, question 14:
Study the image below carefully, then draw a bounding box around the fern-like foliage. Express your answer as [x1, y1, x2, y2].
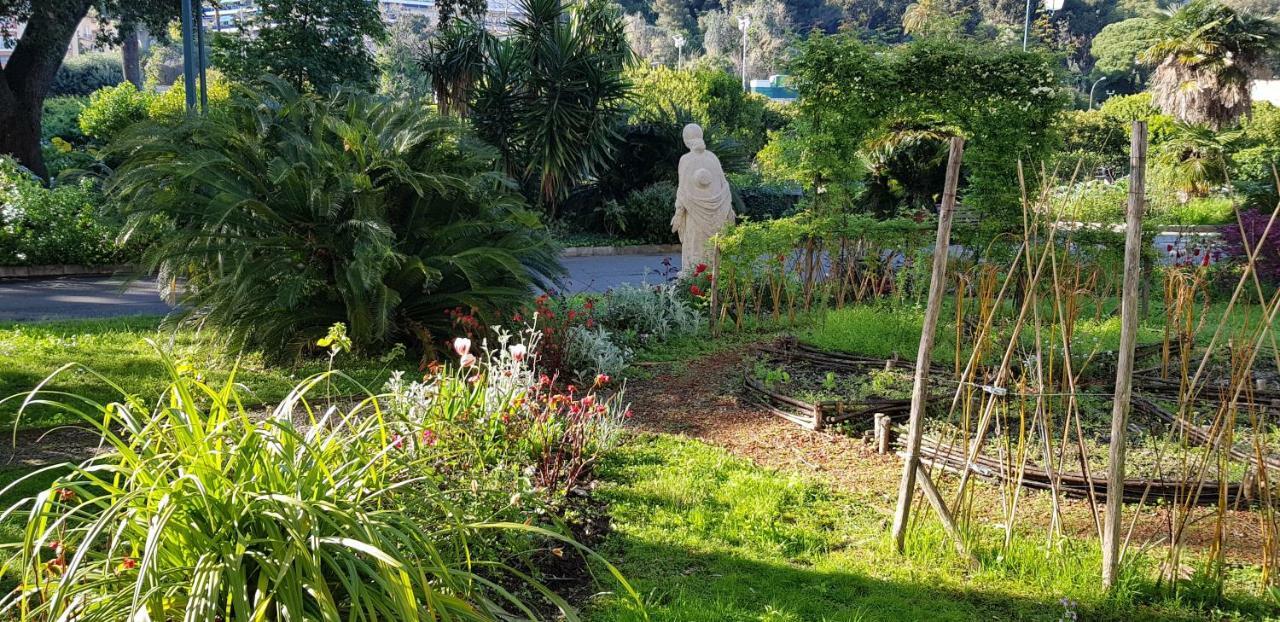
[108, 77, 563, 356]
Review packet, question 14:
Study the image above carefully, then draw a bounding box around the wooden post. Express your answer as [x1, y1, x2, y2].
[1103, 121, 1147, 588]
[710, 236, 722, 338]
[813, 404, 826, 431]
[892, 136, 965, 553]
[875, 413, 891, 454]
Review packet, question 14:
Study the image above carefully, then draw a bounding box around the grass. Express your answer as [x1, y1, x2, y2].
[0, 316, 412, 430]
[586, 434, 1279, 621]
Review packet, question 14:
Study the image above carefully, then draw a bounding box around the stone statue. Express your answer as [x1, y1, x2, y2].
[671, 123, 735, 276]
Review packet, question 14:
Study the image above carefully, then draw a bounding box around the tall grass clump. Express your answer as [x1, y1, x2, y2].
[0, 332, 639, 620]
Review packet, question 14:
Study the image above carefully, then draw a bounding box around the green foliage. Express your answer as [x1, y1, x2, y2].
[40, 96, 88, 145]
[626, 66, 774, 153]
[48, 52, 125, 97]
[77, 82, 151, 142]
[0, 157, 131, 266]
[1231, 102, 1280, 211]
[782, 34, 1067, 226]
[145, 70, 233, 121]
[598, 282, 703, 346]
[211, 0, 387, 91]
[0, 345, 638, 620]
[1053, 178, 1235, 225]
[731, 173, 801, 221]
[1090, 17, 1159, 76]
[106, 78, 563, 356]
[616, 182, 679, 244]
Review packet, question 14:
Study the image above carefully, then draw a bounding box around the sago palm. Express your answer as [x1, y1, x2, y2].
[108, 78, 563, 357]
[1141, 0, 1280, 129]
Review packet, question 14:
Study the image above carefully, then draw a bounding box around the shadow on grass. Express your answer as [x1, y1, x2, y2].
[586, 434, 1277, 622]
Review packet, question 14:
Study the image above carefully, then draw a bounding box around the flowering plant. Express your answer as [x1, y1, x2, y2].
[384, 326, 630, 494]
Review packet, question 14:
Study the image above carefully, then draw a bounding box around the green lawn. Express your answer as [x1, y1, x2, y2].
[0, 316, 412, 430]
[586, 435, 1278, 622]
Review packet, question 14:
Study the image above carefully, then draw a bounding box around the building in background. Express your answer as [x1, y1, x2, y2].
[749, 75, 797, 102]
[204, 0, 522, 35]
[1254, 80, 1280, 108]
[0, 16, 106, 67]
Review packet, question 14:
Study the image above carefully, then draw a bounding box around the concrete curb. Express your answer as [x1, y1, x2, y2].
[0, 264, 136, 279]
[561, 244, 680, 257]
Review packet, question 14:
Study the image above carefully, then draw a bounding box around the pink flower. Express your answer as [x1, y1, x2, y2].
[422, 429, 438, 446]
[453, 337, 472, 357]
[392, 434, 405, 449]
[509, 344, 527, 362]
[595, 373, 610, 387]
[460, 353, 477, 367]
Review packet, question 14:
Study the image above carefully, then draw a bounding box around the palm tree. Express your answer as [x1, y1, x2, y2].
[1154, 121, 1234, 201]
[901, 0, 945, 36]
[423, 0, 633, 218]
[1141, 0, 1280, 129]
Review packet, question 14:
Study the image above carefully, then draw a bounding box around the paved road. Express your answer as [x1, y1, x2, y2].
[0, 230, 1221, 322]
[0, 253, 682, 322]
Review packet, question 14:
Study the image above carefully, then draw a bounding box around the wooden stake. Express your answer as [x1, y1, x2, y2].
[1102, 121, 1147, 588]
[710, 236, 722, 338]
[875, 413, 891, 455]
[892, 136, 965, 553]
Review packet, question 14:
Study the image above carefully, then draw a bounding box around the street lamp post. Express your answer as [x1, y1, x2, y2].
[737, 15, 751, 93]
[1023, 0, 1065, 51]
[1088, 76, 1107, 110]
[673, 33, 685, 69]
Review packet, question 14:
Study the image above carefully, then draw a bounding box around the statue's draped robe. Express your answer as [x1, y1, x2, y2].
[673, 148, 735, 275]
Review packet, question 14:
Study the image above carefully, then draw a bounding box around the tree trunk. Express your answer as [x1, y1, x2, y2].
[0, 0, 95, 179]
[121, 21, 143, 88]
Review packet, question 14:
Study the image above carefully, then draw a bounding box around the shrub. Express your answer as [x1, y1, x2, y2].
[78, 82, 152, 142]
[0, 157, 125, 266]
[598, 282, 702, 346]
[49, 52, 124, 97]
[564, 325, 632, 384]
[0, 340, 639, 619]
[41, 96, 88, 145]
[626, 66, 772, 153]
[617, 181, 678, 244]
[731, 173, 800, 221]
[146, 70, 233, 121]
[107, 78, 562, 356]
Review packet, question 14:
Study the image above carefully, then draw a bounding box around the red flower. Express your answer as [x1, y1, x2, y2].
[586, 318, 595, 329]
[513, 312, 524, 323]
[694, 263, 708, 275]
[568, 310, 577, 321]
[1202, 254, 1210, 266]
[595, 373, 610, 387]
[690, 285, 704, 297]
[121, 557, 137, 570]
[584, 298, 595, 310]
[56, 488, 75, 502]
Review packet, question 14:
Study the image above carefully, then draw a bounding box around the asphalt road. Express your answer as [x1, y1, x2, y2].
[0, 253, 682, 322]
[0, 231, 1218, 322]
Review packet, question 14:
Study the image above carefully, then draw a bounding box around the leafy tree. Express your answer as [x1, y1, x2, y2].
[625, 12, 679, 66]
[627, 66, 774, 152]
[732, 0, 795, 78]
[107, 78, 562, 355]
[0, 0, 177, 178]
[1090, 17, 1159, 76]
[1141, 0, 1280, 129]
[211, 0, 386, 92]
[49, 52, 125, 96]
[378, 12, 436, 98]
[1230, 102, 1280, 210]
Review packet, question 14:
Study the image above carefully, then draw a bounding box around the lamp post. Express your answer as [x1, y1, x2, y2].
[1088, 76, 1107, 110]
[673, 33, 685, 69]
[1023, 0, 1064, 50]
[738, 15, 751, 92]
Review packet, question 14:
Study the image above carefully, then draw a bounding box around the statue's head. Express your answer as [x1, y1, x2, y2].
[682, 123, 705, 152]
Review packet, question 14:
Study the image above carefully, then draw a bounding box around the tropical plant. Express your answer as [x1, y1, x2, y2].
[0, 343, 639, 620]
[107, 78, 563, 356]
[424, 0, 633, 216]
[1153, 121, 1233, 201]
[1140, 0, 1280, 129]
